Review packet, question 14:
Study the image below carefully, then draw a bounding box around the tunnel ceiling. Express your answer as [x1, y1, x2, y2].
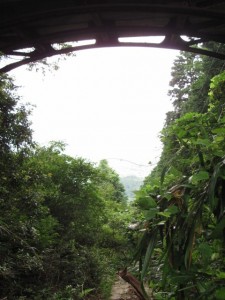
[1, 0, 225, 72]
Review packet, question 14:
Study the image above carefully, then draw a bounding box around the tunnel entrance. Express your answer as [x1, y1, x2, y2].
[1, 1, 225, 72]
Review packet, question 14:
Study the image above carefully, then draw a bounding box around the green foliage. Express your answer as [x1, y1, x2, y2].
[0, 75, 134, 299]
[97, 159, 128, 204]
[134, 47, 225, 299]
[166, 43, 225, 126]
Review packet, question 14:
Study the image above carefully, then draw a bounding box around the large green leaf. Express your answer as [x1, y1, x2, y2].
[158, 205, 179, 218]
[212, 127, 225, 134]
[176, 128, 187, 139]
[213, 135, 224, 142]
[141, 230, 158, 281]
[216, 272, 225, 279]
[161, 166, 169, 186]
[210, 216, 225, 239]
[133, 231, 150, 262]
[194, 138, 211, 146]
[218, 115, 225, 123]
[189, 171, 209, 185]
[138, 196, 157, 210]
[208, 160, 224, 209]
[144, 208, 159, 220]
[198, 242, 212, 264]
[184, 223, 196, 269]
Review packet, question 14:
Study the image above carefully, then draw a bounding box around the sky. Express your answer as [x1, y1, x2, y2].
[10, 46, 179, 178]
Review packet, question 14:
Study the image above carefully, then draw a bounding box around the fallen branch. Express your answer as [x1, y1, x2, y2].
[118, 267, 149, 300]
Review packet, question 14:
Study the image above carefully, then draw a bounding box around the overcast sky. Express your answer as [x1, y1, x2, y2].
[10, 46, 179, 177]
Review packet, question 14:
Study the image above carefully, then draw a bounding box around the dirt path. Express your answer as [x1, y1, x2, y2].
[109, 275, 141, 300]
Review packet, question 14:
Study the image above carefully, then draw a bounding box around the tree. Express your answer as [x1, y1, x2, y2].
[0, 75, 104, 299]
[0, 74, 46, 298]
[166, 43, 225, 126]
[97, 159, 127, 204]
[168, 51, 197, 115]
[134, 55, 225, 299]
[31, 142, 105, 244]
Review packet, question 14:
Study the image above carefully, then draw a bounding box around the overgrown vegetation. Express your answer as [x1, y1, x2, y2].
[0, 73, 135, 299]
[2, 43, 225, 300]
[135, 44, 225, 299]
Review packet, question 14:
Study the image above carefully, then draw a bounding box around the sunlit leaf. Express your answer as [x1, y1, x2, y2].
[213, 136, 224, 142]
[214, 150, 224, 157]
[189, 171, 209, 185]
[219, 116, 225, 123]
[212, 127, 225, 134]
[158, 211, 171, 218]
[194, 138, 211, 146]
[79, 288, 95, 298]
[157, 220, 166, 225]
[216, 272, 225, 279]
[212, 253, 220, 260]
[177, 129, 186, 138]
[158, 205, 178, 218]
[215, 287, 225, 299]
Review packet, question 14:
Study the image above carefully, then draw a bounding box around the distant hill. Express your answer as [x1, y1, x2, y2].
[120, 175, 143, 201]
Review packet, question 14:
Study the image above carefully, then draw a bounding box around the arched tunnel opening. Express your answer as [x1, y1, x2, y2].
[1, 2, 225, 299]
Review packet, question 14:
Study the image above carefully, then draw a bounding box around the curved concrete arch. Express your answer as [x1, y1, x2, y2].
[1, 0, 225, 72]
